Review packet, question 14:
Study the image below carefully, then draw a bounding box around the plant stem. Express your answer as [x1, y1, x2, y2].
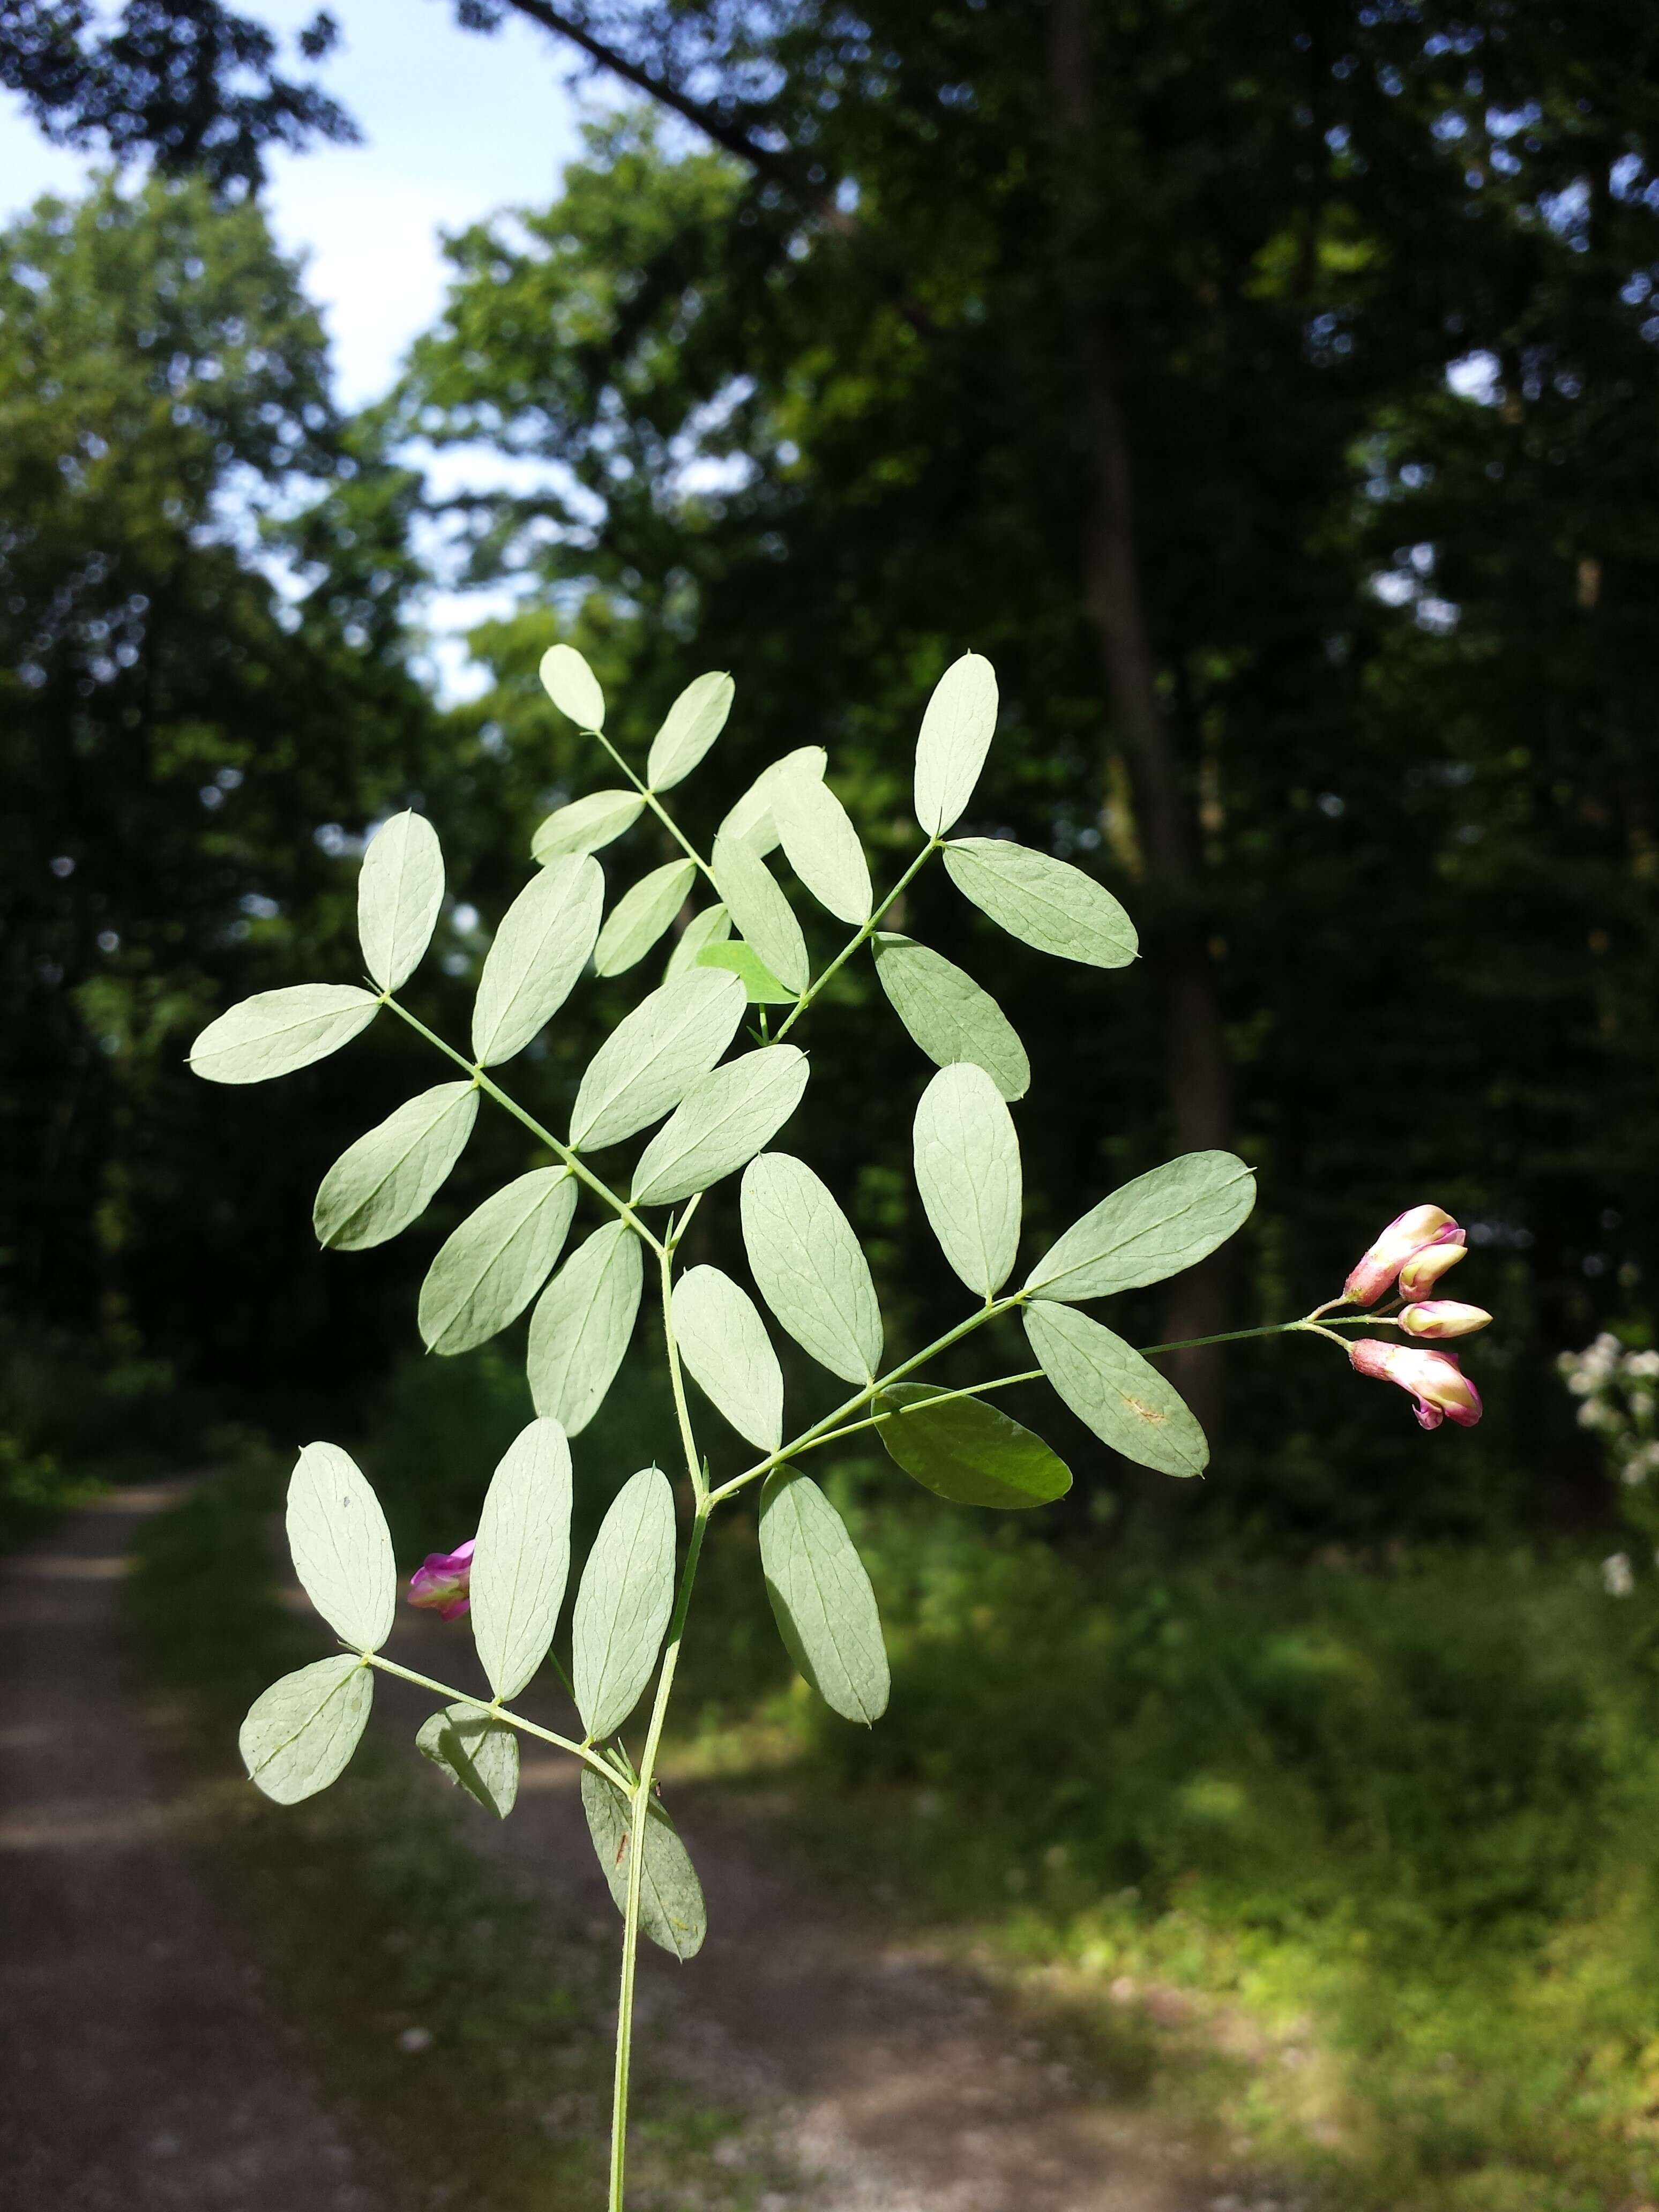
[381, 992, 664, 1256]
[608, 1503, 708, 2212]
[588, 726, 718, 890]
[773, 836, 940, 1040]
[362, 1652, 617, 1784]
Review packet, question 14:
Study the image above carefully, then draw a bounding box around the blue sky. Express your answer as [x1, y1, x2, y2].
[1, 0, 581, 404]
[1, 0, 591, 692]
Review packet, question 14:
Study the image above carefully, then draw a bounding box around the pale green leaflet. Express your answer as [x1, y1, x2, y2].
[717, 744, 826, 857]
[913, 651, 998, 837]
[911, 1063, 1022, 1296]
[646, 669, 734, 791]
[417, 1704, 519, 1819]
[580, 1772, 707, 1960]
[671, 1264, 783, 1452]
[417, 1167, 577, 1356]
[527, 1222, 644, 1436]
[870, 933, 1029, 1100]
[284, 1441, 397, 1651]
[312, 1081, 477, 1251]
[240, 1656, 372, 1805]
[944, 836, 1138, 967]
[572, 1467, 676, 1741]
[471, 854, 603, 1065]
[595, 858, 698, 977]
[1023, 1300, 1209, 1478]
[188, 983, 378, 1085]
[694, 940, 795, 1004]
[539, 641, 606, 729]
[630, 1045, 809, 1206]
[532, 789, 645, 862]
[357, 810, 444, 991]
[741, 1152, 882, 1384]
[771, 763, 872, 924]
[1025, 1150, 1257, 1301]
[663, 901, 732, 980]
[469, 1418, 573, 1700]
[759, 1470, 889, 1724]
[710, 831, 809, 995]
[569, 968, 745, 1151]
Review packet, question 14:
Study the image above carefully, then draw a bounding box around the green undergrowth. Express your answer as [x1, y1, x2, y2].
[678, 1475, 1659, 2212]
[124, 1452, 782, 2212]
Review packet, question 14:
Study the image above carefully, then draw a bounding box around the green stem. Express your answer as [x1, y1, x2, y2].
[773, 836, 940, 1041]
[363, 1652, 617, 1784]
[382, 992, 664, 1256]
[609, 1505, 708, 2212]
[588, 725, 717, 890]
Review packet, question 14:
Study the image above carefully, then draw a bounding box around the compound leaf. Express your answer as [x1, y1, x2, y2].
[944, 839, 1137, 968]
[526, 1221, 643, 1436]
[671, 1265, 783, 1452]
[580, 1770, 706, 1960]
[771, 766, 872, 925]
[871, 933, 1028, 1101]
[539, 642, 605, 729]
[646, 670, 733, 791]
[1025, 1150, 1257, 1301]
[471, 855, 604, 1066]
[313, 1081, 477, 1251]
[570, 968, 744, 1150]
[531, 789, 644, 863]
[469, 1417, 573, 1700]
[417, 1703, 519, 1819]
[285, 1441, 397, 1650]
[711, 832, 809, 996]
[417, 1168, 577, 1356]
[189, 984, 378, 1086]
[595, 858, 697, 977]
[740, 1153, 881, 1384]
[358, 811, 444, 992]
[240, 1655, 372, 1805]
[572, 1467, 676, 1740]
[914, 652, 998, 837]
[631, 1045, 809, 1207]
[759, 1470, 888, 1724]
[1024, 1301, 1208, 1477]
[876, 1385, 1071, 1509]
[912, 1063, 1021, 1295]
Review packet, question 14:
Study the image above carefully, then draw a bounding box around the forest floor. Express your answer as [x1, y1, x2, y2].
[0, 1479, 1309, 2212]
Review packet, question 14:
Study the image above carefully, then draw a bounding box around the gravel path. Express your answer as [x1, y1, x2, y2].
[0, 1484, 385, 2212]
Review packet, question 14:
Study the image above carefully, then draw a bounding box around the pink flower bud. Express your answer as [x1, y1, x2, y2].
[1343, 1205, 1460, 1306]
[408, 1539, 475, 1620]
[1398, 1301, 1492, 1340]
[1396, 1228, 1467, 1300]
[1350, 1339, 1483, 1431]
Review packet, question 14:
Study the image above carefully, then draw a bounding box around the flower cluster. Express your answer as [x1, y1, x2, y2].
[1559, 1334, 1659, 1485]
[1331, 1204, 1489, 1431]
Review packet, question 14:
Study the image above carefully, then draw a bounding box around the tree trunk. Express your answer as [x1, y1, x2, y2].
[1049, 0, 1234, 1431]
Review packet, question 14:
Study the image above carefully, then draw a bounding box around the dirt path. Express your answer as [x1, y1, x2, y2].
[0, 1486, 386, 2212]
[378, 1603, 1297, 2212]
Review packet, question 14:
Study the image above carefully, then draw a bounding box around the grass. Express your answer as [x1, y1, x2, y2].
[124, 1448, 789, 2212]
[678, 1473, 1659, 2211]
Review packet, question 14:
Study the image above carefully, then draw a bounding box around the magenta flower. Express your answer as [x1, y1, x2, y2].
[1399, 1301, 1492, 1340]
[1350, 1339, 1483, 1431]
[408, 1539, 475, 1620]
[1343, 1205, 1460, 1307]
[1397, 1227, 1467, 1301]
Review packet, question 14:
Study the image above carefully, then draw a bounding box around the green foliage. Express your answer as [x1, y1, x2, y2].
[877, 1385, 1073, 1512]
[469, 1418, 572, 1701]
[571, 1467, 676, 1742]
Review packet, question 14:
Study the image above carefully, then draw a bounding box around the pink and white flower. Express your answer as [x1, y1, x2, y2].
[1350, 1339, 1483, 1431]
[1398, 1301, 1492, 1340]
[1397, 1227, 1467, 1301]
[408, 1540, 475, 1620]
[1343, 1205, 1460, 1307]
